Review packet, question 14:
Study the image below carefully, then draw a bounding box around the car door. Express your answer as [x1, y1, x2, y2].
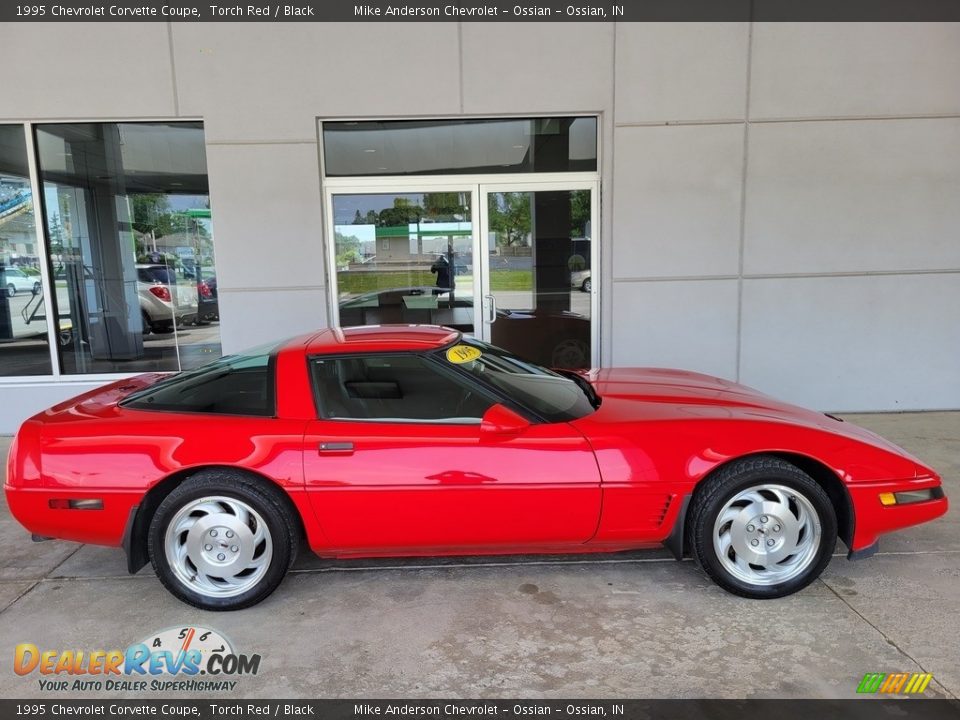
[302, 352, 602, 554]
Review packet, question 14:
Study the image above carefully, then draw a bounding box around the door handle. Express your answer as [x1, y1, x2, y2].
[318, 441, 354, 455]
[484, 294, 497, 324]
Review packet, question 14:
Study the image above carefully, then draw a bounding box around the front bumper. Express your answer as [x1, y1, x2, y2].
[847, 475, 948, 554]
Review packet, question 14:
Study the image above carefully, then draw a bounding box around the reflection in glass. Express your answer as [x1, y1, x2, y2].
[0, 125, 53, 376]
[35, 122, 221, 375]
[486, 189, 592, 369]
[324, 117, 597, 177]
[334, 192, 475, 335]
[332, 188, 593, 370]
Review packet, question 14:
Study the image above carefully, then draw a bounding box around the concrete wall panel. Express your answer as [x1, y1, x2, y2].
[750, 23, 960, 120]
[740, 273, 960, 411]
[744, 118, 960, 275]
[0, 23, 175, 120]
[615, 23, 749, 124]
[461, 24, 613, 114]
[174, 23, 461, 142]
[613, 124, 744, 278]
[611, 279, 739, 379]
[206, 143, 327, 291]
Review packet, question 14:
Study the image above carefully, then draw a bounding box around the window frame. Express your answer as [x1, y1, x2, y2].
[306, 349, 540, 426]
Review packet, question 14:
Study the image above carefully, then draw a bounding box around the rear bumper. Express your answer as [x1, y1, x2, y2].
[4, 483, 140, 547]
[848, 476, 948, 553]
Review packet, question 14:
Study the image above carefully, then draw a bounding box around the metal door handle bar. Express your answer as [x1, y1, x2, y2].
[484, 294, 497, 324]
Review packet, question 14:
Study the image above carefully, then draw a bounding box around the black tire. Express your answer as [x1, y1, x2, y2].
[32, 282, 41, 295]
[147, 470, 300, 610]
[6, 283, 15, 297]
[581, 278, 591, 293]
[152, 322, 175, 335]
[688, 456, 837, 599]
[141, 311, 152, 336]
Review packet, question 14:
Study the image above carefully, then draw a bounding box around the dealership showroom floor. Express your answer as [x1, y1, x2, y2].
[1, 412, 958, 699]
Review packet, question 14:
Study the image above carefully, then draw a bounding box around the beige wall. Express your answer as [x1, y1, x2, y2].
[611, 22, 960, 410]
[0, 21, 957, 431]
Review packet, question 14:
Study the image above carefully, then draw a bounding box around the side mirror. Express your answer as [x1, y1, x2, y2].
[480, 403, 530, 436]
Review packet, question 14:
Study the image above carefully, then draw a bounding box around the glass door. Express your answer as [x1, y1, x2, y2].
[478, 182, 597, 369]
[326, 181, 598, 369]
[329, 188, 481, 336]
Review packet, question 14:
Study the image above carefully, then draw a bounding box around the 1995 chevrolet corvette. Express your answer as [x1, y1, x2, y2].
[5, 326, 948, 610]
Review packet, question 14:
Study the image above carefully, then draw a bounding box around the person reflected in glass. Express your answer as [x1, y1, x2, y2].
[430, 254, 451, 290]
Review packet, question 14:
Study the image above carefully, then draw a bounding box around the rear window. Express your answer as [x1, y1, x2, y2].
[121, 343, 279, 416]
[137, 266, 175, 284]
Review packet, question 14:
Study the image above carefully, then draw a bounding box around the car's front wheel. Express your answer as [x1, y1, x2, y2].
[688, 457, 837, 598]
[6, 283, 15, 297]
[148, 470, 299, 610]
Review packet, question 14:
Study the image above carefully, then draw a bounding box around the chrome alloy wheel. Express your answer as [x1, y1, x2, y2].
[164, 495, 273, 598]
[713, 483, 822, 586]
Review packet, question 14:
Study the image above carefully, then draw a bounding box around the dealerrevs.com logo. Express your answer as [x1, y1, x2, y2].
[13, 626, 260, 693]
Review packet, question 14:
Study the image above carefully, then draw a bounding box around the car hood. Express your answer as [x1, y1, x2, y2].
[581, 367, 916, 459]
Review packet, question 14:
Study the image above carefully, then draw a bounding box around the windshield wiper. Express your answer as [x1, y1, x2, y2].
[557, 369, 601, 410]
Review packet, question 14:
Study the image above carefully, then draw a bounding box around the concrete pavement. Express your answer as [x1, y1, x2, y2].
[1, 412, 957, 699]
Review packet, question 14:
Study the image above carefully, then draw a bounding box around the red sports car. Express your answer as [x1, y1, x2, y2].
[4, 326, 948, 610]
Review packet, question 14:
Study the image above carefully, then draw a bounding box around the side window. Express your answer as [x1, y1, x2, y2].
[121, 344, 277, 416]
[311, 354, 493, 423]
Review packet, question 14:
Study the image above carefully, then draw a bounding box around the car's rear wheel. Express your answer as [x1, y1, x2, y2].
[148, 470, 299, 610]
[688, 457, 836, 598]
[581, 277, 591, 293]
[6, 283, 15, 297]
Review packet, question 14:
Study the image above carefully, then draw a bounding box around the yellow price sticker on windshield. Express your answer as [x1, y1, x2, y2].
[446, 344, 482, 364]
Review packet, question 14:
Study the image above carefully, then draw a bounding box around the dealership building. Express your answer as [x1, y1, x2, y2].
[0, 21, 958, 433]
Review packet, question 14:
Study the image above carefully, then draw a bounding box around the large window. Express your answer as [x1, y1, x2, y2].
[324, 117, 597, 177]
[34, 121, 220, 375]
[0, 126, 53, 376]
[333, 191, 475, 337]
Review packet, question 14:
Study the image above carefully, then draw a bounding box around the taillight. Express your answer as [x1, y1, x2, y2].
[148, 285, 172, 302]
[198, 281, 212, 299]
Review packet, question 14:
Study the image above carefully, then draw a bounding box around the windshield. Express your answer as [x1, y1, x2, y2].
[438, 338, 597, 422]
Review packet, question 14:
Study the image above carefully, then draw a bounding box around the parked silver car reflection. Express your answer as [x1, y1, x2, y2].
[2, 267, 41, 297]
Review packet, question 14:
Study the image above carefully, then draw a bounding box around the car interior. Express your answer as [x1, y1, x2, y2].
[311, 355, 493, 423]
